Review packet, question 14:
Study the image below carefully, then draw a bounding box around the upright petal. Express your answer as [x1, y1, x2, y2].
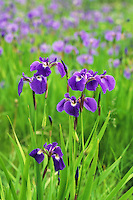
[53, 146, 63, 157]
[57, 62, 66, 78]
[30, 61, 40, 71]
[95, 75, 107, 94]
[101, 75, 115, 91]
[84, 97, 97, 112]
[18, 78, 23, 96]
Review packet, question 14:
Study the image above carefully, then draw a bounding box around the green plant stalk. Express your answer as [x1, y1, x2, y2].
[34, 108, 43, 200]
[69, 116, 75, 200]
[80, 112, 84, 152]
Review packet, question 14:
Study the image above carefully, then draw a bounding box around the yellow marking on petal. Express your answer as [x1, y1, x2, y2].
[37, 149, 43, 155]
[55, 154, 60, 161]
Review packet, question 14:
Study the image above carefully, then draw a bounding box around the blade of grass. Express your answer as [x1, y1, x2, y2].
[0, 157, 18, 200]
[81, 139, 99, 200]
[105, 166, 133, 200]
[57, 124, 68, 200]
[19, 154, 30, 200]
[7, 115, 25, 163]
[97, 111, 111, 142]
[0, 176, 5, 200]
[119, 186, 133, 200]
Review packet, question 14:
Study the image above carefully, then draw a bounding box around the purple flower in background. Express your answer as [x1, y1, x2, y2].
[64, 44, 74, 54]
[40, 43, 51, 53]
[77, 54, 94, 65]
[124, 68, 131, 79]
[83, 38, 99, 48]
[52, 40, 64, 52]
[29, 142, 65, 171]
[5, 33, 13, 43]
[113, 59, 120, 68]
[18, 73, 47, 96]
[105, 30, 121, 41]
[0, 47, 3, 55]
[57, 93, 97, 117]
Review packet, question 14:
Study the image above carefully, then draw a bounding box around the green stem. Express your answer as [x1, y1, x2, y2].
[80, 112, 84, 152]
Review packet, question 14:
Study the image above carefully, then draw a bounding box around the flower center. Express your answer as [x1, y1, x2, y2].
[55, 154, 60, 161]
[36, 76, 42, 81]
[71, 100, 77, 107]
[76, 75, 82, 82]
[37, 149, 43, 155]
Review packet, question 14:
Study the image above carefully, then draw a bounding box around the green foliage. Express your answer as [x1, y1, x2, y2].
[0, 0, 133, 199]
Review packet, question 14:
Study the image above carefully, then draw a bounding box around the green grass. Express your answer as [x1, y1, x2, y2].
[0, 0, 133, 199]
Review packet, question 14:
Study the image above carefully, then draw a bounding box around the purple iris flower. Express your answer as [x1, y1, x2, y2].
[18, 73, 47, 96]
[68, 69, 115, 94]
[30, 57, 66, 78]
[29, 142, 65, 171]
[44, 142, 65, 171]
[68, 69, 87, 91]
[52, 40, 64, 52]
[56, 93, 97, 117]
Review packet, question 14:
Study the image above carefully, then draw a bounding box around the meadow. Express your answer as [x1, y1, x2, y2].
[0, 0, 133, 199]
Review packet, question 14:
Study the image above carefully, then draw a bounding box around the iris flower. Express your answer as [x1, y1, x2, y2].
[29, 142, 65, 171]
[56, 93, 97, 117]
[68, 69, 115, 94]
[18, 73, 47, 96]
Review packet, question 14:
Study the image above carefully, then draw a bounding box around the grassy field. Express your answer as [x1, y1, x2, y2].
[0, 0, 133, 199]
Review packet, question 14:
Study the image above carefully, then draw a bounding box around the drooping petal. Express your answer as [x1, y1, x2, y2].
[29, 148, 44, 164]
[64, 101, 80, 117]
[86, 80, 98, 91]
[56, 99, 66, 112]
[57, 62, 66, 78]
[30, 61, 40, 71]
[18, 78, 24, 96]
[84, 97, 97, 112]
[95, 75, 107, 94]
[101, 75, 115, 91]
[52, 156, 65, 171]
[68, 75, 86, 91]
[29, 76, 47, 94]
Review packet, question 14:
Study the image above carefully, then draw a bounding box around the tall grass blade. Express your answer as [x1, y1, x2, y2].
[105, 166, 133, 200]
[0, 157, 17, 200]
